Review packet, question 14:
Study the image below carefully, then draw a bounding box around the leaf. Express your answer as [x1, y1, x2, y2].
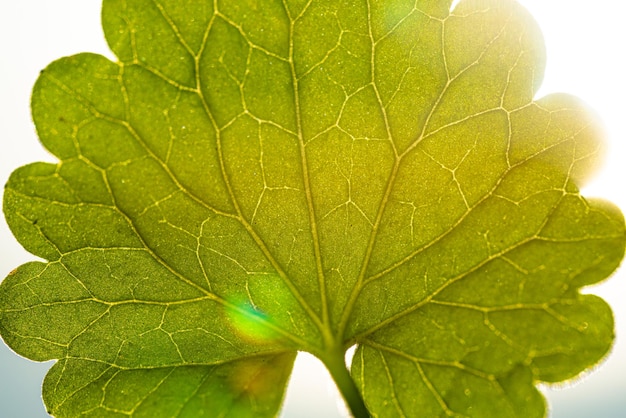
[0, 0, 624, 416]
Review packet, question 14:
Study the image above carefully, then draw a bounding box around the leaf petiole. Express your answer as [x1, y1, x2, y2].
[320, 348, 370, 418]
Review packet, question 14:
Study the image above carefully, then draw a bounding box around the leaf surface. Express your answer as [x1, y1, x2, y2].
[1, 0, 624, 416]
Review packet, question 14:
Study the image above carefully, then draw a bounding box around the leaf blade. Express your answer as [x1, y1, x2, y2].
[1, 0, 625, 417]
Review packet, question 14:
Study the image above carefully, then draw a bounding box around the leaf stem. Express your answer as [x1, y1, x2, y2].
[320, 348, 370, 418]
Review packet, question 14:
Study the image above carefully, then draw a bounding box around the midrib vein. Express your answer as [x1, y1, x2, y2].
[337, 0, 403, 339]
[185, 3, 326, 343]
[284, 1, 332, 344]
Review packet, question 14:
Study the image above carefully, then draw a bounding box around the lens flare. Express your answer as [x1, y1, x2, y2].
[226, 301, 279, 343]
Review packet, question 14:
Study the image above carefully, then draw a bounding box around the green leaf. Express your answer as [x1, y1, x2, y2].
[1, 0, 624, 416]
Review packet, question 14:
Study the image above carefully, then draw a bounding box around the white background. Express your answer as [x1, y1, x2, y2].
[0, 1, 624, 417]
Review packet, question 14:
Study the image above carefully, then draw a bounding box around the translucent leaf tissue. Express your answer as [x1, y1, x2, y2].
[1, 0, 624, 416]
